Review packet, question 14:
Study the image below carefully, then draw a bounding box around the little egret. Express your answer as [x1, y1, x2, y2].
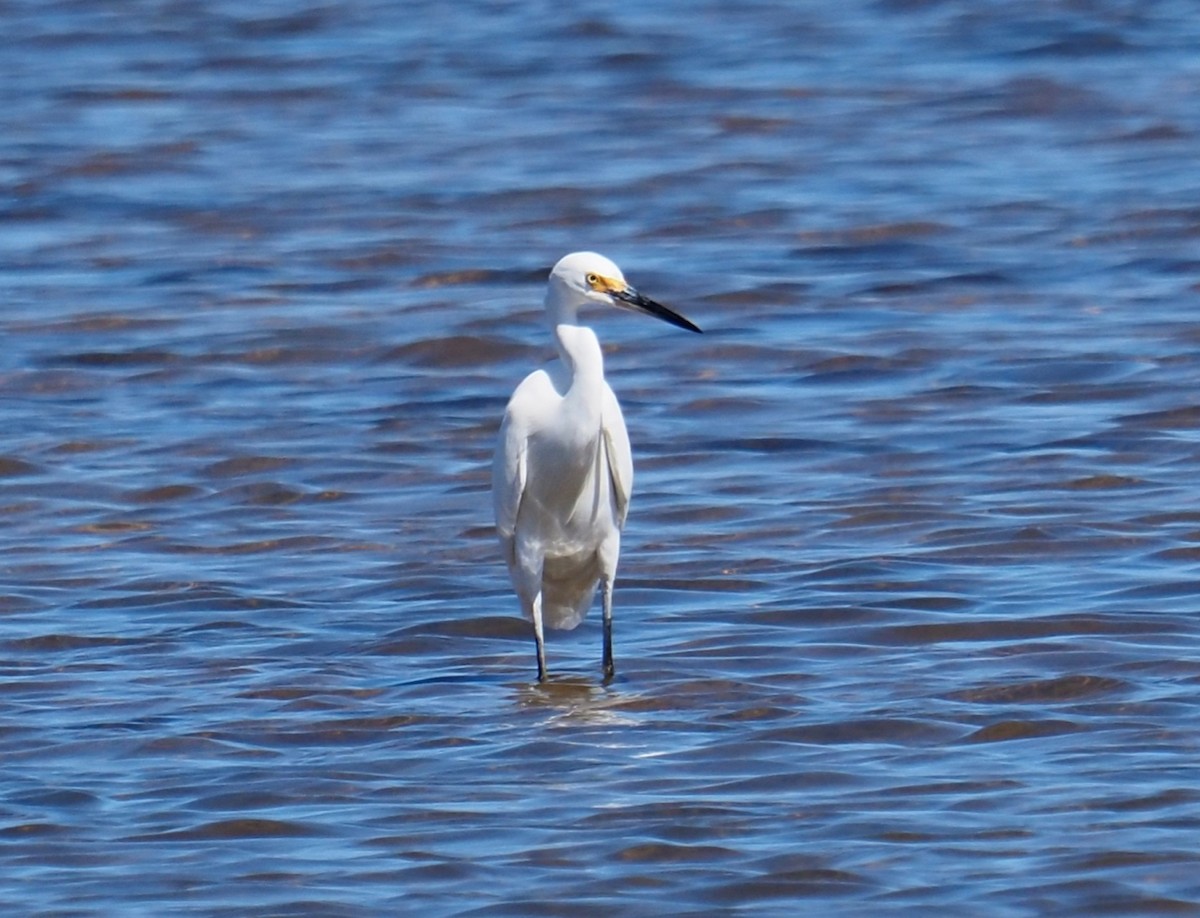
[493, 252, 701, 681]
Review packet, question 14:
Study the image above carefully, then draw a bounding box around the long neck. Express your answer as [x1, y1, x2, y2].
[545, 284, 605, 395]
[554, 323, 604, 393]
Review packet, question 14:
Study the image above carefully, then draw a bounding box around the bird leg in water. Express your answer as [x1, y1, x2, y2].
[602, 576, 614, 679]
[532, 593, 548, 682]
[493, 253, 700, 684]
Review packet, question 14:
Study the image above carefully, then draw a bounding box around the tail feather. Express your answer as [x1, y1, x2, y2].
[538, 553, 601, 630]
[541, 577, 597, 630]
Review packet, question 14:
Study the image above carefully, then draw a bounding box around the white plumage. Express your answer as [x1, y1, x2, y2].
[493, 252, 701, 681]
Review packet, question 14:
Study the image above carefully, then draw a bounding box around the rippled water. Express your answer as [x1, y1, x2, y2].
[4, 1, 1200, 914]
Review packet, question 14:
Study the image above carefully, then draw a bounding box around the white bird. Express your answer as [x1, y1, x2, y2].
[493, 252, 701, 682]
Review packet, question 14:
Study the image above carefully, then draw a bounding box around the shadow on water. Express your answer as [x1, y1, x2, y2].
[510, 673, 649, 727]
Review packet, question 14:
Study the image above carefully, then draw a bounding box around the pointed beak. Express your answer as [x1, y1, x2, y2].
[611, 286, 702, 333]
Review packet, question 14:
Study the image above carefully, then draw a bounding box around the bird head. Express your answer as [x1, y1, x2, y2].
[548, 252, 702, 333]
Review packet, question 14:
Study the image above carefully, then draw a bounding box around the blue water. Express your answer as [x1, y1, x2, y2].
[3, 2, 1200, 915]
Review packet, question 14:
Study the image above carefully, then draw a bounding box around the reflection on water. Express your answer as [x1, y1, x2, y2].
[4, 0, 1200, 914]
[513, 676, 645, 728]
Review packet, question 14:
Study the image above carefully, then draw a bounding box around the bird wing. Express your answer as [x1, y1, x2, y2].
[493, 405, 528, 549]
[600, 384, 633, 529]
[494, 369, 558, 565]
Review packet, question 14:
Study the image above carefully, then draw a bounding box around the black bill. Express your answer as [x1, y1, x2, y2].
[612, 286, 702, 334]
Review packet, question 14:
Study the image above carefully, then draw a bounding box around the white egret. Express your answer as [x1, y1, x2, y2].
[493, 252, 701, 681]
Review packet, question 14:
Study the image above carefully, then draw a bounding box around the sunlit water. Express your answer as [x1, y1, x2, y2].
[3, 2, 1200, 915]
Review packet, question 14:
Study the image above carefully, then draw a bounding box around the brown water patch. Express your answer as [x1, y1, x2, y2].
[964, 720, 1083, 743]
[132, 818, 325, 842]
[0, 457, 41, 477]
[387, 335, 531, 368]
[948, 674, 1129, 704]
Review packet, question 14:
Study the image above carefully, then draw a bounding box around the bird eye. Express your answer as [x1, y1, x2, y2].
[585, 273, 599, 286]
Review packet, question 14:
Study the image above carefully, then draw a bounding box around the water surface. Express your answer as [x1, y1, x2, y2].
[3, 1, 1200, 914]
